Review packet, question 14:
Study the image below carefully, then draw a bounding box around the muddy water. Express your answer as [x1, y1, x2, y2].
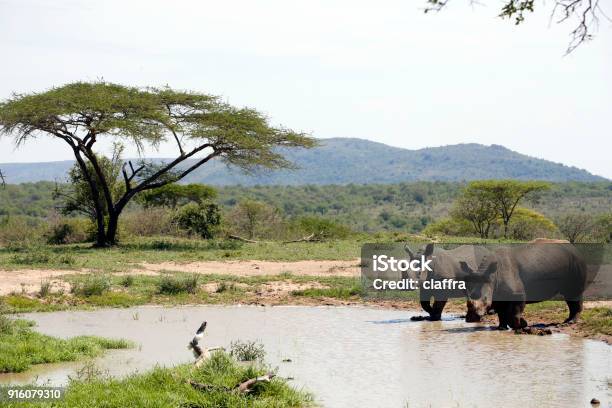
[1, 306, 610, 408]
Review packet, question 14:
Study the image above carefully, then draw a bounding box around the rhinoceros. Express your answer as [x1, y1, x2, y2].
[459, 243, 588, 329]
[404, 243, 492, 321]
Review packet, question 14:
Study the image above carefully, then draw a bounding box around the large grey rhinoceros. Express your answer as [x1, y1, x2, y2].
[459, 243, 588, 329]
[404, 243, 492, 322]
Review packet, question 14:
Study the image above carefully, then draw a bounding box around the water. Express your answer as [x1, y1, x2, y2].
[1, 306, 610, 408]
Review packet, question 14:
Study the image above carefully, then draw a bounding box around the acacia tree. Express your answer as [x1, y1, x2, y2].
[466, 180, 550, 238]
[425, 0, 607, 53]
[451, 187, 498, 238]
[0, 168, 5, 187]
[138, 183, 217, 209]
[556, 212, 593, 243]
[0, 82, 315, 246]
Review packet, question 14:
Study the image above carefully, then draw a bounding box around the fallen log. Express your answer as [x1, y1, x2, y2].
[236, 373, 276, 393]
[283, 233, 319, 244]
[228, 234, 259, 243]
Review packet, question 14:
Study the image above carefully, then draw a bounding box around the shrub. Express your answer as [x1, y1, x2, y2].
[71, 276, 111, 297]
[173, 202, 222, 239]
[422, 217, 473, 237]
[46, 218, 92, 245]
[11, 251, 52, 265]
[0, 216, 42, 248]
[229, 340, 266, 361]
[157, 274, 198, 295]
[503, 208, 558, 240]
[39, 280, 51, 298]
[122, 208, 180, 237]
[228, 200, 283, 239]
[0, 308, 12, 335]
[289, 216, 352, 240]
[119, 275, 135, 287]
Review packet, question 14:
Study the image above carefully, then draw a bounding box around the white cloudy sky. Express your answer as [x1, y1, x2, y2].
[0, 0, 611, 178]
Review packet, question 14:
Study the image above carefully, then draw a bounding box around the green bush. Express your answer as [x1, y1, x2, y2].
[422, 217, 473, 237]
[46, 218, 92, 245]
[229, 340, 266, 361]
[502, 208, 558, 240]
[0, 216, 42, 248]
[174, 202, 222, 239]
[71, 276, 111, 297]
[122, 208, 180, 237]
[290, 216, 352, 240]
[157, 274, 198, 295]
[119, 275, 135, 287]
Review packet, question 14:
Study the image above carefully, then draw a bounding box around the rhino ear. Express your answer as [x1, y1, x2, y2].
[404, 244, 415, 260]
[424, 243, 434, 257]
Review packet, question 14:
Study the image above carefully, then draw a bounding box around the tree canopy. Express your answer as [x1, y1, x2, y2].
[426, 0, 606, 53]
[463, 180, 550, 237]
[138, 184, 217, 209]
[0, 82, 315, 246]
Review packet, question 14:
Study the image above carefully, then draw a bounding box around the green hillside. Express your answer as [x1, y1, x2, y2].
[0, 138, 605, 185]
[2, 181, 610, 233]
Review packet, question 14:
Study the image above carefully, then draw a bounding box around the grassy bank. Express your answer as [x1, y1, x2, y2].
[0, 316, 132, 373]
[0, 238, 362, 272]
[0, 272, 368, 313]
[0, 235, 518, 272]
[2, 351, 312, 408]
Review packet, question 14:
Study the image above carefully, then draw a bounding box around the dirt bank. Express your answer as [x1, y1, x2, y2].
[0, 259, 361, 295]
[137, 259, 361, 277]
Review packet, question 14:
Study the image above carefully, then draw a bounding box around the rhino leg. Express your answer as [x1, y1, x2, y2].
[420, 300, 434, 315]
[564, 300, 583, 324]
[418, 288, 446, 321]
[496, 302, 527, 329]
[509, 302, 527, 329]
[428, 300, 446, 321]
[493, 302, 510, 329]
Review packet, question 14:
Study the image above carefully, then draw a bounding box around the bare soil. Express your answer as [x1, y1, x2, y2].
[137, 259, 361, 277]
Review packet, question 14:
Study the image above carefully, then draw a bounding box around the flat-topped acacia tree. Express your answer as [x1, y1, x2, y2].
[0, 82, 315, 246]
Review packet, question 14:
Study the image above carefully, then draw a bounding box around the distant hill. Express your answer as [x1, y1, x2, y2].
[0, 138, 606, 184]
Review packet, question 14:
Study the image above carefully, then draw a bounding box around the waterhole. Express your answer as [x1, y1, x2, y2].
[1, 306, 610, 408]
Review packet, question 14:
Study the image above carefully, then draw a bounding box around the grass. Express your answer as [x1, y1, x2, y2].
[578, 307, 612, 336]
[0, 237, 365, 273]
[157, 274, 198, 295]
[291, 285, 363, 299]
[0, 273, 366, 313]
[70, 275, 111, 297]
[0, 318, 132, 373]
[3, 351, 312, 408]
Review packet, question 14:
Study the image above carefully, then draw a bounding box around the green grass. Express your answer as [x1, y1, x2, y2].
[70, 275, 111, 297]
[0, 235, 530, 273]
[291, 285, 363, 299]
[157, 274, 198, 295]
[0, 237, 364, 272]
[3, 352, 312, 408]
[578, 307, 612, 336]
[0, 318, 132, 373]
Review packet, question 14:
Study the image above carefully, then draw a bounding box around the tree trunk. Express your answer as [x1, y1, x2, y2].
[503, 220, 509, 238]
[105, 211, 120, 246]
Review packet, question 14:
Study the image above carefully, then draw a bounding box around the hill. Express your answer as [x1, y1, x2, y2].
[0, 138, 605, 184]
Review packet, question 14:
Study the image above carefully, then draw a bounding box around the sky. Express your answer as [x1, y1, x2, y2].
[0, 0, 611, 178]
